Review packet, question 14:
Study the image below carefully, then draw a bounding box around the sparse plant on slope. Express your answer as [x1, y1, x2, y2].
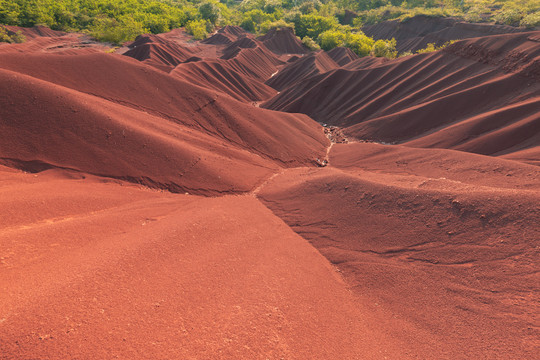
[371, 38, 397, 58]
[186, 19, 213, 40]
[0, 25, 25, 43]
[302, 35, 320, 50]
[416, 40, 456, 54]
[520, 11, 540, 28]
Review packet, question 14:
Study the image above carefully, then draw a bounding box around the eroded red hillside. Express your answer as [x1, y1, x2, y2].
[0, 24, 538, 360]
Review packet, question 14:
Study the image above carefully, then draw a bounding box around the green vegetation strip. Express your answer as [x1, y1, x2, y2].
[1, 0, 537, 56]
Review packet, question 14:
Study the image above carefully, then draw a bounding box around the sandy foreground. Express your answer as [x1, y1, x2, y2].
[1, 166, 406, 359]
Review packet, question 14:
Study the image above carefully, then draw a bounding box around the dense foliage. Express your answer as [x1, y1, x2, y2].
[0, 0, 538, 54]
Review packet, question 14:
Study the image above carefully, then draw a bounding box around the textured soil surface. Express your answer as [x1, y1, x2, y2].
[0, 23, 538, 359]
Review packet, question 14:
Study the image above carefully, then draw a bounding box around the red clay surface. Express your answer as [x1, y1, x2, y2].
[0, 167, 408, 359]
[258, 143, 540, 359]
[256, 27, 308, 55]
[0, 25, 111, 55]
[264, 31, 540, 164]
[0, 51, 328, 194]
[362, 14, 527, 53]
[0, 24, 538, 359]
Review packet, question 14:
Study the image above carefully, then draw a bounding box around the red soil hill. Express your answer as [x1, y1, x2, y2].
[265, 50, 338, 91]
[363, 14, 527, 53]
[263, 31, 540, 163]
[122, 33, 195, 72]
[256, 27, 308, 55]
[0, 52, 327, 193]
[202, 25, 249, 45]
[171, 60, 277, 102]
[326, 46, 359, 66]
[0, 24, 538, 360]
[257, 142, 540, 359]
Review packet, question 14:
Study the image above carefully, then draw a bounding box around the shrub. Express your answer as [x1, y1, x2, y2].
[294, 14, 338, 39]
[0, 25, 25, 43]
[239, 9, 276, 32]
[89, 16, 146, 44]
[185, 19, 210, 40]
[299, 0, 322, 15]
[520, 11, 540, 28]
[263, 0, 282, 14]
[302, 35, 320, 50]
[317, 30, 346, 50]
[463, 9, 483, 23]
[416, 42, 437, 54]
[240, 18, 256, 32]
[199, 2, 221, 24]
[398, 50, 413, 57]
[259, 19, 294, 33]
[371, 38, 397, 58]
[354, 6, 407, 26]
[493, 5, 523, 26]
[345, 31, 374, 56]
[416, 40, 455, 54]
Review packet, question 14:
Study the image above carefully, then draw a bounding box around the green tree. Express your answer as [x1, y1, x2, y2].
[521, 11, 540, 28]
[317, 29, 346, 50]
[88, 15, 146, 44]
[199, 1, 221, 24]
[185, 19, 209, 40]
[294, 14, 338, 39]
[371, 38, 396, 58]
[345, 31, 374, 56]
[302, 35, 320, 50]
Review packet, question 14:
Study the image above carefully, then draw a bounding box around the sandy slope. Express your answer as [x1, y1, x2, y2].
[264, 31, 540, 163]
[0, 52, 328, 194]
[362, 14, 527, 53]
[257, 142, 540, 359]
[0, 25, 538, 359]
[0, 167, 406, 359]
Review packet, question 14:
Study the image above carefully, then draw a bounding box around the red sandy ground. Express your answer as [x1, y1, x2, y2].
[258, 143, 540, 359]
[0, 25, 538, 359]
[264, 31, 540, 164]
[0, 166, 413, 359]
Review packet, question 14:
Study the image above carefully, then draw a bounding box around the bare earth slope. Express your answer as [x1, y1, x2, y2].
[0, 167, 408, 359]
[263, 31, 540, 163]
[0, 25, 110, 55]
[256, 27, 308, 55]
[0, 26, 538, 359]
[172, 60, 277, 102]
[258, 142, 540, 359]
[362, 14, 527, 53]
[0, 68, 277, 194]
[0, 52, 328, 194]
[265, 50, 339, 91]
[172, 33, 283, 102]
[122, 34, 195, 72]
